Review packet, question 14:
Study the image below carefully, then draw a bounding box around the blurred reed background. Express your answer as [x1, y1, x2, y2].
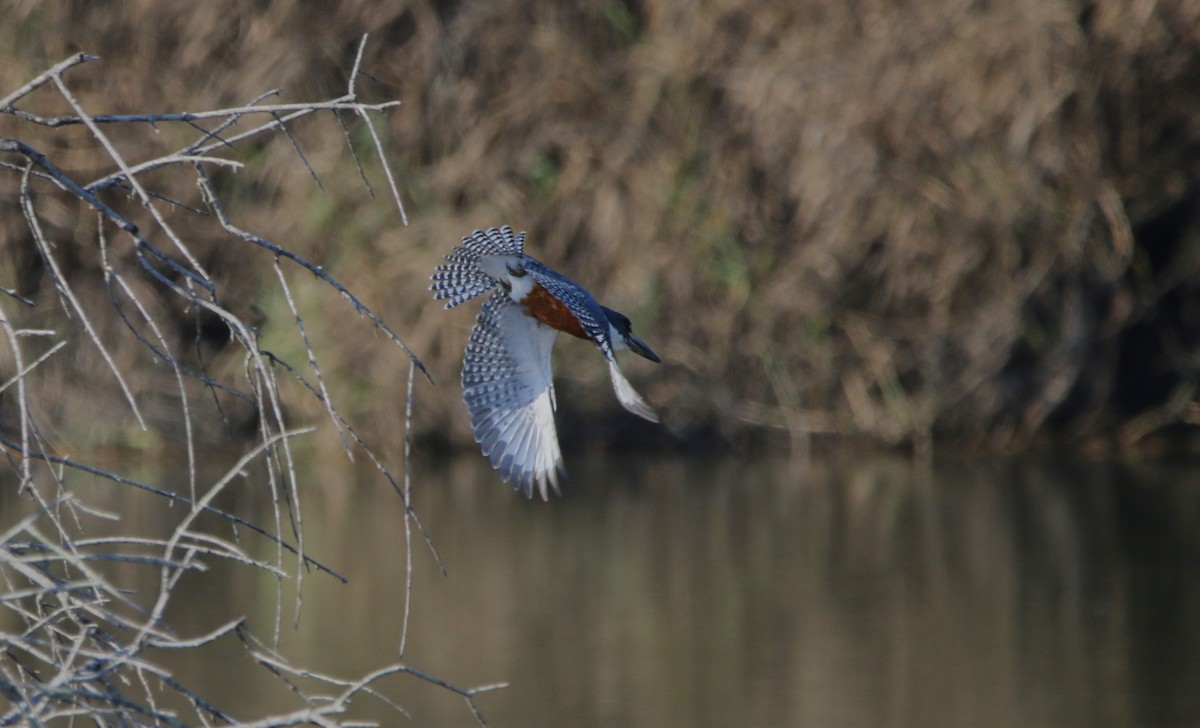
[3, 0, 1199, 456]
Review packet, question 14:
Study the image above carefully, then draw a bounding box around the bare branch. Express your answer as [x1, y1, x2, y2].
[8, 99, 401, 129]
[0, 52, 98, 110]
[195, 172, 430, 380]
[19, 162, 148, 430]
[0, 37, 473, 726]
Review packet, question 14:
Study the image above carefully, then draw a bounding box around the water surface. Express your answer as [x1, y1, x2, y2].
[5, 451, 1200, 727]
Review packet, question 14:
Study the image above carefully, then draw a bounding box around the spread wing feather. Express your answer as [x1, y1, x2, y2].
[430, 226, 526, 309]
[462, 291, 564, 499]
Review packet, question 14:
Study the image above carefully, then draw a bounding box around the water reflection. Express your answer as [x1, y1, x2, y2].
[5, 451, 1200, 726]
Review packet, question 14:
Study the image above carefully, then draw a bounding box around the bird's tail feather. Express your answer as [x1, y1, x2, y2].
[608, 360, 659, 423]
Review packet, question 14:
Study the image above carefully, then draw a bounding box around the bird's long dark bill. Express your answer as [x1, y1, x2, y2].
[626, 333, 662, 363]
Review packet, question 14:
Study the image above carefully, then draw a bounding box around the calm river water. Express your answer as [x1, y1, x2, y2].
[5, 449, 1200, 727]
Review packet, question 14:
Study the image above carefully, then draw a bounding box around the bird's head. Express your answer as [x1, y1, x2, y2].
[602, 307, 661, 363]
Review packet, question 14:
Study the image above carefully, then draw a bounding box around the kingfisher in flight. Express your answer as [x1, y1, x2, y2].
[431, 226, 661, 499]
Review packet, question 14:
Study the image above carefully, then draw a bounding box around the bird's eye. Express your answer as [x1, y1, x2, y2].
[507, 263, 527, 278]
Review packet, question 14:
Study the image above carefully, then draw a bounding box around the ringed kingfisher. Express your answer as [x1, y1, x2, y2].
[430, 226, 660, 499]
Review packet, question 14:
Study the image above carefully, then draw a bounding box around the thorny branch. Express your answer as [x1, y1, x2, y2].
[0, 35, 494, 726]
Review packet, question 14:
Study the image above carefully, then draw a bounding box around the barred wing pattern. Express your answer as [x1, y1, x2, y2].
[524, 259, 616, 359]
[462, 291, 564, 499]
[430, 226, 526, 309]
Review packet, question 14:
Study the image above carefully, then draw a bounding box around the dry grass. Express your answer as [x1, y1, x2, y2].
[4, 0, 1200, 455]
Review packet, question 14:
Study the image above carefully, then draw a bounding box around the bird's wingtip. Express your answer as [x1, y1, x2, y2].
[515, 469, 564, 501]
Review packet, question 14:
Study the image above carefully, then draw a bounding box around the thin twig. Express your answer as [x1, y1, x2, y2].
[398, 361, 416, 657]
[0, 52, 98, 110]
[49, 67, 215, 286]
[255, 349, 445, 574]
[0, 310, 33, 491]
[0, 37, 472, 726]
[7, 99, 401, 128]
[195, 172, 430, 380]
[354, 107, 408, 225]
[98, 221, 198, 501]
[0, 432, 346, 582]
[19, 163, 148, 430]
